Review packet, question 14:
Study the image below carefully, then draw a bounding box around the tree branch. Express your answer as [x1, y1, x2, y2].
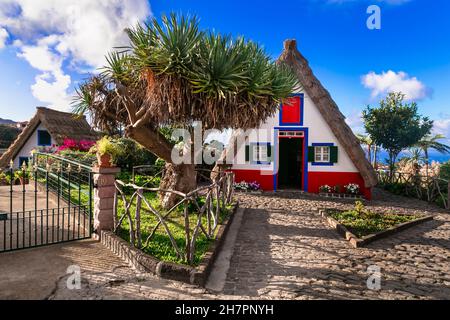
[126, 125, 174, 163]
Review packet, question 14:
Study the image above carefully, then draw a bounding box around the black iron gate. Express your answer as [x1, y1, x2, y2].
[0, 153, 93, 252]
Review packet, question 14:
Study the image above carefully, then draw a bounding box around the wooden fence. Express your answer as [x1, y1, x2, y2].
[113, 171, 235, 265]
[377, 170, 449, 209]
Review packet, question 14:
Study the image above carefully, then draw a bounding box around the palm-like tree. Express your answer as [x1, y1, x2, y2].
[73, 13, 298, 207]
[415, 134, 450, 177]
[402, 147, 425, 175]
[356, 133, 372, 162]
[356, 133, 379, 168]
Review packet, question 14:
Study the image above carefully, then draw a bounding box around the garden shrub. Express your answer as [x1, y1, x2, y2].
[439, 161, 450, 181]
[111, 138, 157, 171]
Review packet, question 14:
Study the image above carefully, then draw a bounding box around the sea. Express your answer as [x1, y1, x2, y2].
[375, 150, 450, 164]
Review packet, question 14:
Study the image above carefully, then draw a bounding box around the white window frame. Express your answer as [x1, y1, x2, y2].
[314, 146, 331, 163]
[253, 144, 268, 163]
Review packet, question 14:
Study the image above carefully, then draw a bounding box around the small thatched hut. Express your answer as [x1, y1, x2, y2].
[0, 107, 99, 168]
[231, 40, 378, 199]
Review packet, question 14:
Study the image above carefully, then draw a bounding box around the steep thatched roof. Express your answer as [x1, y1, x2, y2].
[278, 40, 378, 188]
[0, 107, 99, 168]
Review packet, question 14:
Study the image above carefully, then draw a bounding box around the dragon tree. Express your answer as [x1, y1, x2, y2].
[74, 13, 298, 207]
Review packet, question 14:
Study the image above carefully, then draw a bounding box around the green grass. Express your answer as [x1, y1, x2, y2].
[117, 191, 233, 266]
[329, 209, 422, 238]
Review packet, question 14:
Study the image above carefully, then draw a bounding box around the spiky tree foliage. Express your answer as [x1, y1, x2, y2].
[74, 13, 298, 206]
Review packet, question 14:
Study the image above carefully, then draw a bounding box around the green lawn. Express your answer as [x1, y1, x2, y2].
[117, 190, 233, 266]
[329, 209, 422, 238]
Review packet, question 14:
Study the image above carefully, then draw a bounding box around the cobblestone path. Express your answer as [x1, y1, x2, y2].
[1, 188, 449, 300]
[223, 189, 450, 299]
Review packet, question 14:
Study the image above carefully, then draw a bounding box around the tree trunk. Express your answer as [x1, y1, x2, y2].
[373, 145, 378, 169]
[388, 151, 397, 182]
[127, 125, 198, 208]
[159, 163, 197, 208]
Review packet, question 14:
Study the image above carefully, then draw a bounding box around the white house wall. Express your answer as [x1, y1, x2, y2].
[12, 123, 53, 168]
[231, 90, 358, 173]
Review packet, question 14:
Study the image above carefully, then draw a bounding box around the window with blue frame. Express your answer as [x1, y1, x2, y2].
[18, 157, 30, 167]
[308, 143, 338, 166]
[37, 130, 51, 146]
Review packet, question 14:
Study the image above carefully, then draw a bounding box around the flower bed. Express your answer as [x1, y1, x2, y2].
[234, 180, 261, 193]
[320, 201, 433, 247]
[319, 183, 363, 199]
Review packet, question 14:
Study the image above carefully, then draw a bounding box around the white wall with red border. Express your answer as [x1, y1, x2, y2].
[231, 90, 372, 199]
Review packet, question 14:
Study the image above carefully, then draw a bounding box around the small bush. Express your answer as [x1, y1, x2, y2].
[345, 183, 360, 195]
[234, 181, 260, 191]
[134, 175, 161, 188]
[333, 184, 343, 194]
[439, 161, 450, 181]
[319, 185, 332, 193]
[112, 138, 157, 171]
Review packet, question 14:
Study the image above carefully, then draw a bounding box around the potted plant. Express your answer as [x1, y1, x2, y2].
[344, 183, 361, 196]
[0, 172, 7, 186]
[333, 184, 343, 195]
[14, 169, 30, 185]
[319, 185, 332, 194]
[92, 136, 123, 168]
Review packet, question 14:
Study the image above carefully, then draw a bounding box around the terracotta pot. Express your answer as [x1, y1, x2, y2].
[97, 153, 112, 168]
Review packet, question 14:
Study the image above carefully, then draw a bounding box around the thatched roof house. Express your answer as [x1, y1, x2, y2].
[0, 107, 99, 168]
[231, 39, 377, 199]
[279, 39, 378, 188]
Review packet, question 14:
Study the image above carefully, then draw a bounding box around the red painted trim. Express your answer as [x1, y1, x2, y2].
[308, 172, 372, 200]
[276, 134, 306, 190]
[232, 169, 274, 191]
[231, 169, 372, 200]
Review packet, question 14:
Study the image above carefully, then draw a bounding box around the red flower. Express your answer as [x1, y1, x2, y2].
[56, 138, 95, 153]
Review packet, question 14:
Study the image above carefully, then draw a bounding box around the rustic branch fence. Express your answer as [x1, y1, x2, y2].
[377, 170, 449, 209]
[113, 171, 235, 265]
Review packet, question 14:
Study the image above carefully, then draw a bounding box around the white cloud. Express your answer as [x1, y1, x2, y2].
[0, 27, 8, 49]
[345, 110, 365, 134]
[362, 70, 430, 101]
[433, 117, 450, 144]
[0, 0, 152, 111]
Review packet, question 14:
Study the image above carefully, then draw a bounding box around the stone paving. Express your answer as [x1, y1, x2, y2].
[224, 189, 450, 300]
[0, 185, 87, 251]
[1, 188, 449, 300]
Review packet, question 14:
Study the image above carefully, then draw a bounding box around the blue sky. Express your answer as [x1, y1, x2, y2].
[1, 0, 449, 147]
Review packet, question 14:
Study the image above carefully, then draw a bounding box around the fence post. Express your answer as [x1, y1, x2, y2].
[92, 166, 121, 240]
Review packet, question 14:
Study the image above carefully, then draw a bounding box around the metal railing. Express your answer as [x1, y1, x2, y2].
[0, 154, 93, 252]
[33, 152, 93, 208]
